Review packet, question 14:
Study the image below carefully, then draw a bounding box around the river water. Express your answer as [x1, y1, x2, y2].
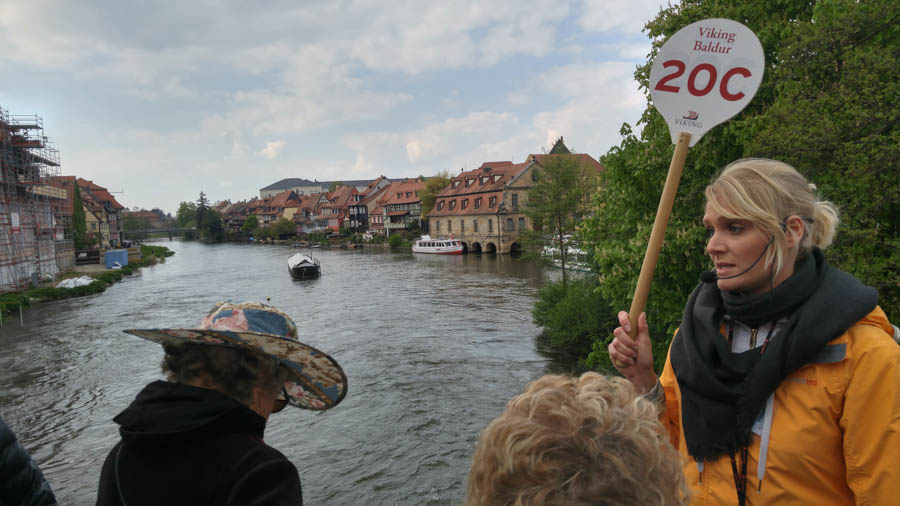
[0, 240, 562, 505]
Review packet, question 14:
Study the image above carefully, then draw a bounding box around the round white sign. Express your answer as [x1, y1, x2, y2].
[649, 18, 764, 146]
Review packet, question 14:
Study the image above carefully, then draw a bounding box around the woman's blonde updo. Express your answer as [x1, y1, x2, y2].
[704, 158, 839, 279]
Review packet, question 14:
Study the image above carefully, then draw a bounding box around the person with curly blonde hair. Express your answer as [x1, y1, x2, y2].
[465, 372, 688, 506]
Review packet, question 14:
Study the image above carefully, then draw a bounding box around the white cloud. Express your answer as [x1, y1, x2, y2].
[258, 140, 286, 160]
[578, 0, 668, 34]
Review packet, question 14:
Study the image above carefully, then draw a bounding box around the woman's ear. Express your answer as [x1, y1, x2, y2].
[784, 215, 805, 248]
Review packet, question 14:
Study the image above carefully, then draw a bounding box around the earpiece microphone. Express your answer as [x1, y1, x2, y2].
[700, 235, 775, 283]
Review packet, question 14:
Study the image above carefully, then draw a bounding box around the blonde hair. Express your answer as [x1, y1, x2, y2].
[465, 373, 688, 506]
[705, 158, 839, 278]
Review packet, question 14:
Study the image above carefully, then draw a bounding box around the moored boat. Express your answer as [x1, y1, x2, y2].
[412, 235, 463, 255]
[288, 253, 321, 279]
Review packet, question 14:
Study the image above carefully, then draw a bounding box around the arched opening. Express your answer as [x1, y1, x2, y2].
[471, 242, 483, 254]
[461, 242, 469, 254]
[485, 242, 497, 254]
[509, 242, 523, 257]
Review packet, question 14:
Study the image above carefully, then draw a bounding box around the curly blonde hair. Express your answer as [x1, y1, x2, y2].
[465, 373, 688, 506]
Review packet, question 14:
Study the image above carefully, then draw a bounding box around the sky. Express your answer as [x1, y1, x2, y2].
[0, 0, 669, 215]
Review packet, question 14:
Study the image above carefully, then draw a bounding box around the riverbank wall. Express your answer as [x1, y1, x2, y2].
[0, 245, 174, 318]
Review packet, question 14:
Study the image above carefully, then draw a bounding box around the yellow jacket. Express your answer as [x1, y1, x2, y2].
[660, 306, 900, 505]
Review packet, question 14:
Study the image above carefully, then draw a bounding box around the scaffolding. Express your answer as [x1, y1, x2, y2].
[0, 104, 71, 293]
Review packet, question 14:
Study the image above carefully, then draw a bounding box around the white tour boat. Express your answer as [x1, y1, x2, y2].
[412, 235, 463, 255]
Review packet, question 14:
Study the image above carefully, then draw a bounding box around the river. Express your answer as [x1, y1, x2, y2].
[0, 240, 562, 505]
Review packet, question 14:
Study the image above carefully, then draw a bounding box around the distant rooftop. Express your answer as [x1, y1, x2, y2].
[260, 178, 316, 191]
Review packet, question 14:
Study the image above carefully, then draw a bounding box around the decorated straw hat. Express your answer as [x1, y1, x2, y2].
[124, 301, 347, 411]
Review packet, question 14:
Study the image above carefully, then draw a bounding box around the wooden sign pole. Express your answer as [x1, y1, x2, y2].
[627, 131, 692, 338]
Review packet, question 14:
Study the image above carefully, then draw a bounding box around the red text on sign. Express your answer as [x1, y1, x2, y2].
[653, 59, 752, 102]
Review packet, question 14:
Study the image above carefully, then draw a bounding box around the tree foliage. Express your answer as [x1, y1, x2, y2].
[522, 155, 599, 286]
[196, 191, 209, 229]
[271, 217, 296, 239]
[420, 170, 451, 218]
[532, 277, 618, 364]
[198, 210, 224, 242]
[176, 201, 197, 227]
[122, 214, 151, 241]
[241, 215, 258, 234]
[72, 184, 88, 249]
[579, 0, 899, 370]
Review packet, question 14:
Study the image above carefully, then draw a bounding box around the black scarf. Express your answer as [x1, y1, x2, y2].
[671, 249, 877, 460]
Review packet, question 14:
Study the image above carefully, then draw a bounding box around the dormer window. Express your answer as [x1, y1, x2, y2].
[438, 201, 444, 210]
[480, 176, 488, 185]
[449, 200, 456, 210]
[405, 192, 411, 198]
[452, 180, 461, 188]
[475, 197, 482, 209]
[489, 196, 497, 208]
[466, 178, 474, 187]
[397, 193, 402, 198]
[492, 174, 501, 183]
[461, 199, 468, 209]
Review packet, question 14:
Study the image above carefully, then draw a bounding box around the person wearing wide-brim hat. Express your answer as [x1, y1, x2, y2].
[97, 301, 347, 506]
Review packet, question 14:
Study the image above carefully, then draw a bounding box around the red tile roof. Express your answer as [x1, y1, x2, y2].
[76, 178, 125, 210]
[380, 179, 426, 205]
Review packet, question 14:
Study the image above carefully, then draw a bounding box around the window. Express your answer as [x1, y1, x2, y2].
[453, 180, 461, 188]
[436, 220, 440, 231]
[518, 217, 525, 230]
[488, 219, 493, 232]
[475, 197, 482, 209]
[448, 220, 452, 232]
[449, 200, 456, 210]
[506, 218, 514, 231]
[511, 194, 518, 208]
[438, 201, 444, 210]
[480, 176, 488, 185]
[460, 219, 464, 232]
[489, 196, 497, 208]
[466, 179, 473, 187]
[461, 199, 468, 209]
[474, 219, 478, 232]
[406, 192, 411, 198]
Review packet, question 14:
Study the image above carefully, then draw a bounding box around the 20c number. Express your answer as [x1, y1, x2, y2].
[654, 60, 752, 102]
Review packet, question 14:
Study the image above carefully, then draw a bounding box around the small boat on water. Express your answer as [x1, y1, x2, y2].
[412, 235, 463, 255]
[288, 253, 321, 279]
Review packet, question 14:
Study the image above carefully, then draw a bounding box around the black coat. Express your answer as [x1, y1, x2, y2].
[96, 381, 302, 506]
[0, 414, 58, 506]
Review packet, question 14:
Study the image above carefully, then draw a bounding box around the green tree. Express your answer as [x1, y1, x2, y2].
[241, 215, 258, 235]
[579, 0, 898, 371]
[271, 217, 296, 239]
[198, 210, 224, 242]
[196, 191, 210, 229]
[72, 184, 88, 249]
[420, 170, 451, 218]
[522, 155, 599, 287]
[176, 201, 197, 227]
[122, 214, 151, 241]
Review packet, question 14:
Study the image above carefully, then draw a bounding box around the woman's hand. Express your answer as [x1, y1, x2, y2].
[608, 311, 657, 394]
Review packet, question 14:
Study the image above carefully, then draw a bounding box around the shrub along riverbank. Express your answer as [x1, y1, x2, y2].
[0, 245, 174, 317]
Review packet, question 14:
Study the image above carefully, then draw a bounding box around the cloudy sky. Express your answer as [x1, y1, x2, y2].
[0, 0, 668, 215]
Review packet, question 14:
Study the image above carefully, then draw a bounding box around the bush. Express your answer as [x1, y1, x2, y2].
[532, 277, 618, 365]
[388, 235, 404, 249]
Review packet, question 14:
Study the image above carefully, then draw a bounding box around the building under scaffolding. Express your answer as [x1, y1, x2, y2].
[0, 105, 71, 293]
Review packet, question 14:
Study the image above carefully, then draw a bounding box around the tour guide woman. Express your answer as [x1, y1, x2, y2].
[609, 158, 900, 504]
